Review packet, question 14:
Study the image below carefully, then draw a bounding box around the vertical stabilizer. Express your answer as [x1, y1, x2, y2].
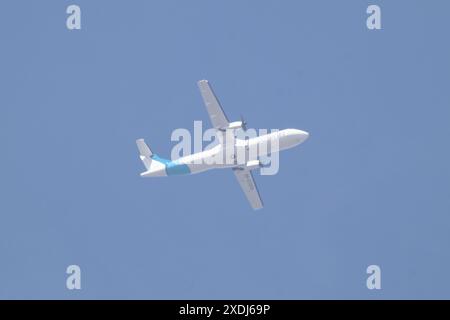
[136, 139, 153, 170]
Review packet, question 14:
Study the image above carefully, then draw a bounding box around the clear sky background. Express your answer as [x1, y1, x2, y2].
[1, 1, 449, 299]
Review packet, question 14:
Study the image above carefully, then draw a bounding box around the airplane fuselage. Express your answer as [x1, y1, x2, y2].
[140, 128, 308, 177]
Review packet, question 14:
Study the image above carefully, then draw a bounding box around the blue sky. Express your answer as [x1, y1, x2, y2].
[1, 0, 449, 299]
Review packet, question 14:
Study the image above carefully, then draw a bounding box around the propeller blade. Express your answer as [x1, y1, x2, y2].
[240, 114, 247, 131]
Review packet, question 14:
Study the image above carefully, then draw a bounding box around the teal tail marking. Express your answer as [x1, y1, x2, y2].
[151, 154, 191, 176]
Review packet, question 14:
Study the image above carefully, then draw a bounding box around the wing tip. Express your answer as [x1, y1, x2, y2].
[197, 80, 209, 88]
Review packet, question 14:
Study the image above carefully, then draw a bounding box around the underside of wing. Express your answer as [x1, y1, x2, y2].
[232, 167, 264, 210]
[197, 80, 229, 130]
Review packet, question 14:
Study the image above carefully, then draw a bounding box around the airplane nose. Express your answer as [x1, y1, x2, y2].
[300, 130, 309, 140]
[290, 129, 309, 143]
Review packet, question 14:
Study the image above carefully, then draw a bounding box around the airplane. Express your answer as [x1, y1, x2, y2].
[136, 80, 309, 209]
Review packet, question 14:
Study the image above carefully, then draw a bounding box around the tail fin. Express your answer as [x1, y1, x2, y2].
[136, 139, 153, 170]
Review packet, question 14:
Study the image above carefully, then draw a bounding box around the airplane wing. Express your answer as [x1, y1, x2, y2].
[232, 167, 264, 210]
[197, 80, 229, 130]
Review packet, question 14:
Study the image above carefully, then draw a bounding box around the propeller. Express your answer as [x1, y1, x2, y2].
[240, 114, 248, 131]
[259, 156, 272, 168]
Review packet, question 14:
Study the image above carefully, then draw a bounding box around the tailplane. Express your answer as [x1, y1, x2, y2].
[136, 138, 189, 177]
[136, 139, 153, 170]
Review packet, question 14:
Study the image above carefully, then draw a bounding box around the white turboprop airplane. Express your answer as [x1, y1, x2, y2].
[136, 80, 309, 209]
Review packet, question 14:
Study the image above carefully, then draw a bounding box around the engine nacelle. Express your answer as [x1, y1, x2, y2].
[227, 121, 244, 130]
[246, 160, 262, 170]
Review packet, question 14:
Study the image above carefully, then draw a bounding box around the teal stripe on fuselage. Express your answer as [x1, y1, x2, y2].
[151, 154, 191, 176]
